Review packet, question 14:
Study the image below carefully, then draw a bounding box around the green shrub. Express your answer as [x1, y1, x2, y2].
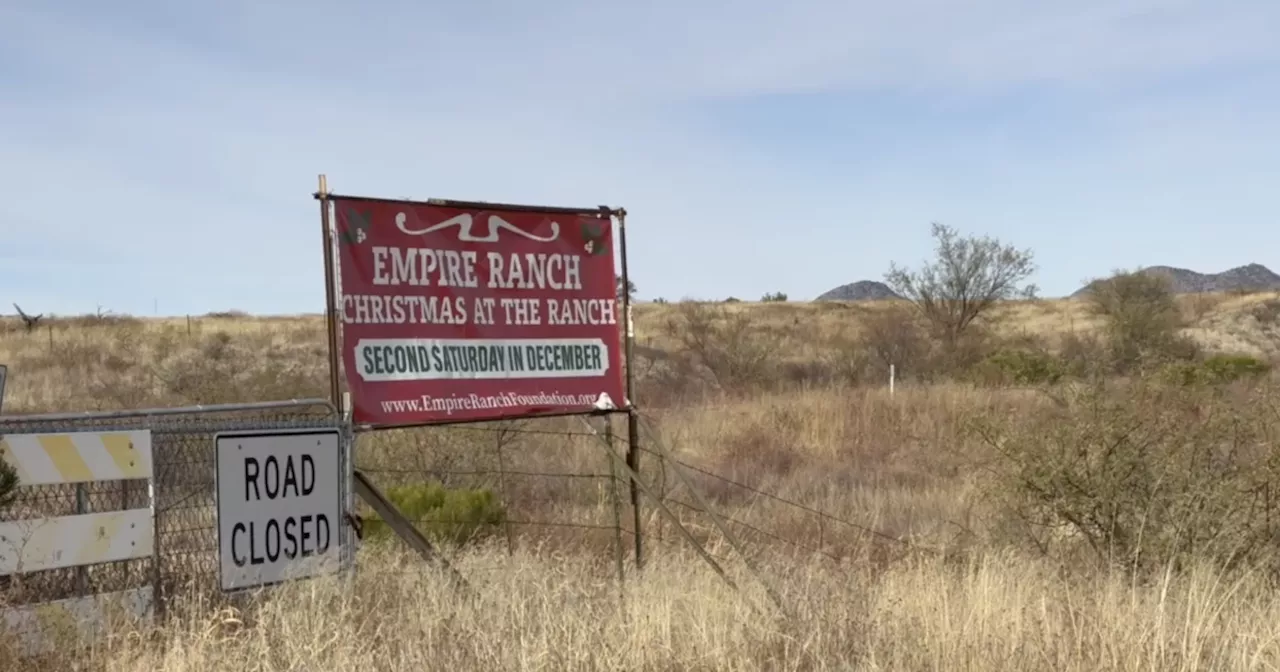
[1161, 354, 1270, 386]
[1083, 270, 1194, 372]
[365, 482, 506, 546]
[1202, 354, 1270, 381]
[969, 349, 1066, 386]
[1159, 362, 1203, 386]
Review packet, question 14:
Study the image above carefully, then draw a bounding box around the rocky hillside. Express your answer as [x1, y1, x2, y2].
[1072, 263, 1280, 297]
[816, 280, 902, 301]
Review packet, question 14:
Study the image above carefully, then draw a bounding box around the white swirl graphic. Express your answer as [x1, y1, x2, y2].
[395, 212, 560, 243]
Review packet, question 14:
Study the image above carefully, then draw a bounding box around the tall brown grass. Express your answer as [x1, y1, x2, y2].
[15, 544, 1280, 671]
[4, 300, 1280, 670]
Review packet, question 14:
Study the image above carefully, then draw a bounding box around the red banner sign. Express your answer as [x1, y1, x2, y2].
[331, 197, 626, 426]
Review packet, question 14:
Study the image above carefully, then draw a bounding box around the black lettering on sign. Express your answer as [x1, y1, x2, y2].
[250, 521, 265, 565]
[316, 514, 331, 554]
[229, 442, 334, 577]
[302, 454, 315, 496]
[264, 456, 280, 499]
[231, 523, 247, 566]
[284, 517, 298, 558]
[283, 456, 299, 498]
[248, 454, 317, 501]
[244, 458, 261, 501]
[300, 514, 314, 557]
[266, 519, 280, 562]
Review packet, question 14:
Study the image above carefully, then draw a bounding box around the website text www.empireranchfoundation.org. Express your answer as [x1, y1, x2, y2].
[379, 391, 603, 416]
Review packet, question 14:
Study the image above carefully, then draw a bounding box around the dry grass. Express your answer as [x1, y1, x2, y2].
[11, 545, 1280, 671]
[634, 292, 1280, 355]
[5, 298, 1280, 669]
[4, 293, 1278, 411]
[0, 314, 326, 413]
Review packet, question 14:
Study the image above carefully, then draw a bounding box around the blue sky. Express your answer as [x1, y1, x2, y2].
[2, 0, 1278, 316]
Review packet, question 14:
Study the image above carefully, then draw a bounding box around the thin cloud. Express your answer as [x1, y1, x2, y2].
[1, 0, 1278, 314]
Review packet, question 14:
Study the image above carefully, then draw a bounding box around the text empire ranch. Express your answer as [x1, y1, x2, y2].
[342, 246, 617, 327]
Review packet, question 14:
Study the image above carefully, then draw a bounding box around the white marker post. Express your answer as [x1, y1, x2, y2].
[215, 429, 343, 591]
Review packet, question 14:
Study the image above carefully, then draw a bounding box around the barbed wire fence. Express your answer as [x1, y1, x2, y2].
[353, 416, 630, 564]
[347, 404, 941, 597]
[1, 396, 942, 620]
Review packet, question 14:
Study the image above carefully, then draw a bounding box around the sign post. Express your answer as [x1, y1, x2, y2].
[215, 428, 343, 591]
[0, 364, 7, 415]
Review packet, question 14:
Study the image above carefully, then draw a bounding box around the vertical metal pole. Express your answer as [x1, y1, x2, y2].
[149, 466, 163, 620]
[317, 175, 343, 412]
[605, 415, 625, 593]
[494, 429, 515, 556]
[318, 179, 353, 576]
[120, 473, 131, 592]
[615, 208, 643, 569]
[75, 485, 88, 595]
[341, 396, 356, 577]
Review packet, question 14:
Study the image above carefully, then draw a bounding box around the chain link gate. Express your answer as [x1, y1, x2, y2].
[0, 398, 351, 652]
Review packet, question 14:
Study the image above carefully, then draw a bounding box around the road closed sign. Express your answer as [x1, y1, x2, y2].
[215, 428, 343, 591]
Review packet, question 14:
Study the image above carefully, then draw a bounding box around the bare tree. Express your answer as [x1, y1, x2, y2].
[859, 305, 928, 375]
[12, 304, 42, 332]
[885, 222, 1036, 348]
[667, 301, 778, 390]
[616, 276, 636, 302]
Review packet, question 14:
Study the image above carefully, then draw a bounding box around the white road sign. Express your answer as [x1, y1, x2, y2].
[215, 428, 342, 591]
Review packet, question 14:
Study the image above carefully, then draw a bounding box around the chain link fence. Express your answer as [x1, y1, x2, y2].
[0, 399, 345, 612]
[352, 413, 636, 561]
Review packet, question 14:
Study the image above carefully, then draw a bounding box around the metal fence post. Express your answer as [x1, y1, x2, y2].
[75, 483, 88, 595]
[606, 415, 626, 598]
[151, 465, 164, 620]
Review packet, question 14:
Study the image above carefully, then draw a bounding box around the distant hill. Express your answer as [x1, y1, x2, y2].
[816, 280, 902, 301]
[1071, 263, 1280, 297]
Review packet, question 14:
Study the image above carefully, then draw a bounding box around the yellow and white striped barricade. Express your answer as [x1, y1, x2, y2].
[0, 430, 155, 656]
